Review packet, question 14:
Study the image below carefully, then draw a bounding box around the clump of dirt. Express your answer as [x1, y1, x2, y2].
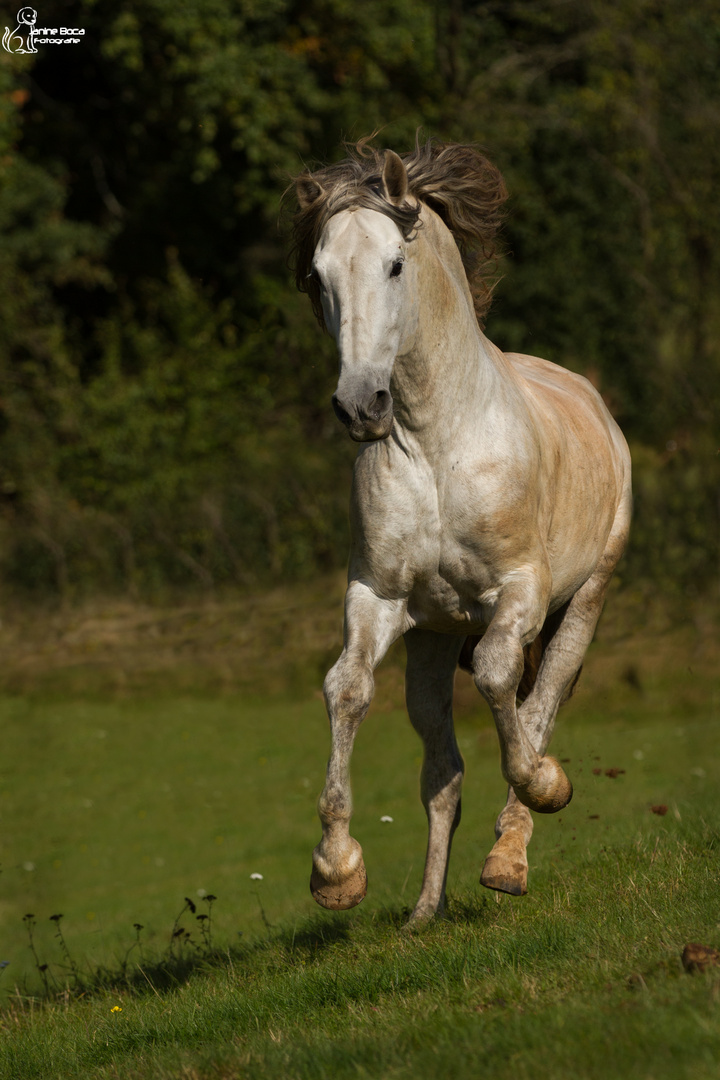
[682, 943, 720, 973]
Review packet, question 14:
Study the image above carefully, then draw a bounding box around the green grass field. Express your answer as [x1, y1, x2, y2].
[0, 589, 718, 1078]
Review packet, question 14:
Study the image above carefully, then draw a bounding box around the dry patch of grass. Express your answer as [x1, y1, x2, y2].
[0, 579, 715, 712]
[0, 577, 349, 697]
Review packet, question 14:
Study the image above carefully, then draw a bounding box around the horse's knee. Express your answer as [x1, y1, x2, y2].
[472, 631, 525, 706]
[324, 654, 374, 723]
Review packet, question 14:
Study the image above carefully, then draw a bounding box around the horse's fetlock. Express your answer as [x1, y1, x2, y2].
[496, 802, 534, 845]
[511, 755, 573, 814]
[313, 834, 363, 883]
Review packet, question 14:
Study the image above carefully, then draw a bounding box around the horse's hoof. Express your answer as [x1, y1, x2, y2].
[480, 833, 528, 895]
[514, 755, 572, 814]
[481, 859, 527, 895]
[310, 862, 367, 910]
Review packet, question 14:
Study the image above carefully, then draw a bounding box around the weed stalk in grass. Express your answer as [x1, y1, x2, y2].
[120, 923, 145, 977]
[49, 914, 81, 987]
[22, 915, 50, 996]
[196, 894, 217, 953]
[253, 888, 273, 930]
[169, 897, 198, 958]
[14, 895, 225, 1004]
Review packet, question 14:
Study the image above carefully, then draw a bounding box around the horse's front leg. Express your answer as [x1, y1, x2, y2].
[473, 574, 572, 815]
[311, 581, 407, 911]
[404, 630, 465, 925]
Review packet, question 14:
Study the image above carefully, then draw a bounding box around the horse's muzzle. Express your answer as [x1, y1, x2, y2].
[332, 389, 393, 442]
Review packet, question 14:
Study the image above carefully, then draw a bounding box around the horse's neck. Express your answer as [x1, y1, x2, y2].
[391, 219, 510, 448]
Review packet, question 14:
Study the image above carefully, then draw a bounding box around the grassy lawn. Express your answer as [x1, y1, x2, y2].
[0, 588, 717, 1078]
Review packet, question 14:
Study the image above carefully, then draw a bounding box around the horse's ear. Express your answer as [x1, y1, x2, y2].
[381, 150, 408, 205]
[296, 174, 325, 209]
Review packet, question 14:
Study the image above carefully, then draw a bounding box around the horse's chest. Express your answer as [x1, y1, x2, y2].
[408, 530, 506, 631]
[351, 457, 518, 631]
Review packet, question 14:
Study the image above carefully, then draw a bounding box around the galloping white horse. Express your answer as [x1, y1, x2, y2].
[291, 140, 631, 924]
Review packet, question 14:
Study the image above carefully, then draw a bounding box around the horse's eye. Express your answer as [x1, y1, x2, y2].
[309, 267, 323, 288]
[390, 259, 404, 278]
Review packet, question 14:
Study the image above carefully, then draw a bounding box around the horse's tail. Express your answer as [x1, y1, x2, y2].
[458, 602, 581, 705]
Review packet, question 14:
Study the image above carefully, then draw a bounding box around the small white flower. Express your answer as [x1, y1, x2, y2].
[250, 872, 263, 880]
[380, 816, 394, 824]
[23, 862, 35, 872]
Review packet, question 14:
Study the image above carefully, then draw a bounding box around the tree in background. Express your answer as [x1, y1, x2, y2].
[0, 0, 716, 597]
[442, 0, 720, 589]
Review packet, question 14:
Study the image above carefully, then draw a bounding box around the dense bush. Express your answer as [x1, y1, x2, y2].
[0, 0, 717, 597]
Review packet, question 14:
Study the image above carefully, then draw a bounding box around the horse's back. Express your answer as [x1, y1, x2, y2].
[504, 351, 630, 482]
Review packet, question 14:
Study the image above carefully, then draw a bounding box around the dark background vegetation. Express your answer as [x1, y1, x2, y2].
[1, 0, 718, 601]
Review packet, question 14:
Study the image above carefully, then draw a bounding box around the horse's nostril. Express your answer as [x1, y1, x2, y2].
[368, 390, 391, 420]
[332, 395, 352, 427]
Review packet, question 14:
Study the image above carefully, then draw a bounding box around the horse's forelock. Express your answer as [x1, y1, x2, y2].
[288, 138, 507, 328]
[288, 155, 421, 328]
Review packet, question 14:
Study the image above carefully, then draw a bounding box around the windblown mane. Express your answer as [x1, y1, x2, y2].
[288, 137, 508, 327]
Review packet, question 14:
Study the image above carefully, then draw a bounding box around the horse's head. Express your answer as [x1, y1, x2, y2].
[292, 140, 508, 441]
[296, 152, 419, 442]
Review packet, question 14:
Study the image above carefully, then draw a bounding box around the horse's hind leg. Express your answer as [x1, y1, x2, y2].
[518, 504, 631, 761]
[478, 566, 611, 895]
[480, 498, 631, 895]
[478, 570, 608, 896]
[479, 604, 577, 895]
[404, 630, 465, 925]
[480, 789, 533, 895]
[311, 581, 407, 911]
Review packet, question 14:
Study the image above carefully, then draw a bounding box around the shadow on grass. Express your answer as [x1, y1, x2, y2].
[8, 891, 498, 1009]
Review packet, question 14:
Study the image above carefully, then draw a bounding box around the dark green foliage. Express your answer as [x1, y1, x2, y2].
[0, 0, 717, 596]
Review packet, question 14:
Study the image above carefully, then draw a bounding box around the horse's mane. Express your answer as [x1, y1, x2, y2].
[288, 136, 508, 328]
